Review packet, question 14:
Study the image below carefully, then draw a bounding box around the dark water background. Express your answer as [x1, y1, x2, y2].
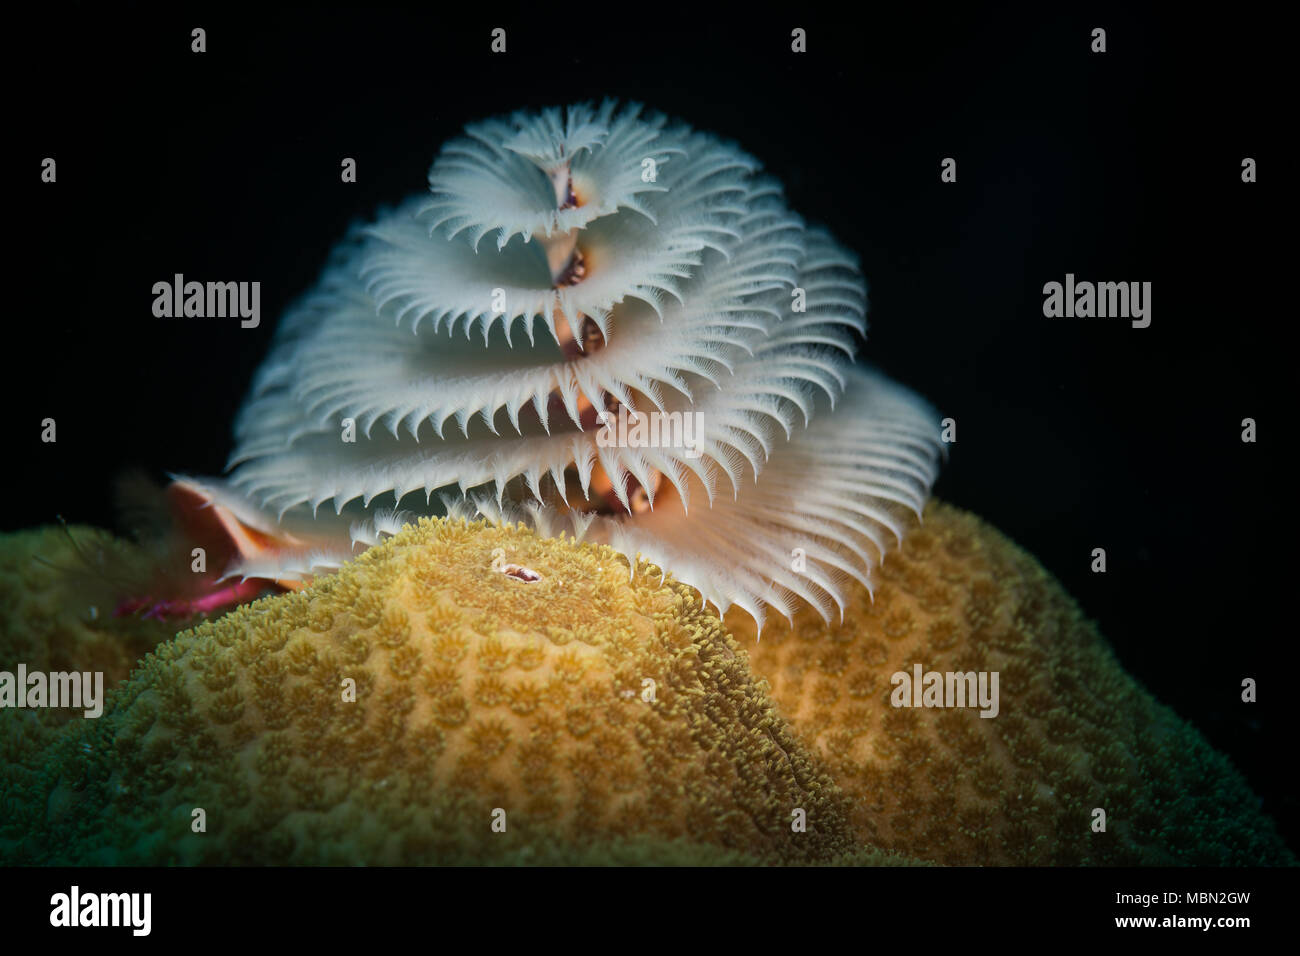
[8, 5, 1292, 850]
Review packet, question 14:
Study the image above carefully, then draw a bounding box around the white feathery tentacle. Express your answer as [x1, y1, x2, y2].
[458, 365, 942, 634]
[193, 102, 945, 630]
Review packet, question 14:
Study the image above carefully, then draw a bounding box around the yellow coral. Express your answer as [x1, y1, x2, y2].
[0, 527, 172, 706]
[730, 502, 1292, 866]
[1, 506, 1289, 866]
[6, 518, 863, 865]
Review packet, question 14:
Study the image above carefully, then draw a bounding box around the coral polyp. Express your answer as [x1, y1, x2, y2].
[2, 508, 1288, 866]
[180, 102, 943, 629]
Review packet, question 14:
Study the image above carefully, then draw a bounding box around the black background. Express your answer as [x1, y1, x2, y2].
[8, 4, 1293, 851]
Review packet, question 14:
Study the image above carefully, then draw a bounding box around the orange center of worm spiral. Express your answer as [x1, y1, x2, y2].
[551, 308, 662, 517]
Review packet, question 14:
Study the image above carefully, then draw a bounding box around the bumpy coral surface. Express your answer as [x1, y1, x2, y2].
[2, 518, 873, 865]
[0, 527, 172, 723]
[1, 505, 1289, 866]
[0, 527, 176, 835]
[731, 502, 1293, 866]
